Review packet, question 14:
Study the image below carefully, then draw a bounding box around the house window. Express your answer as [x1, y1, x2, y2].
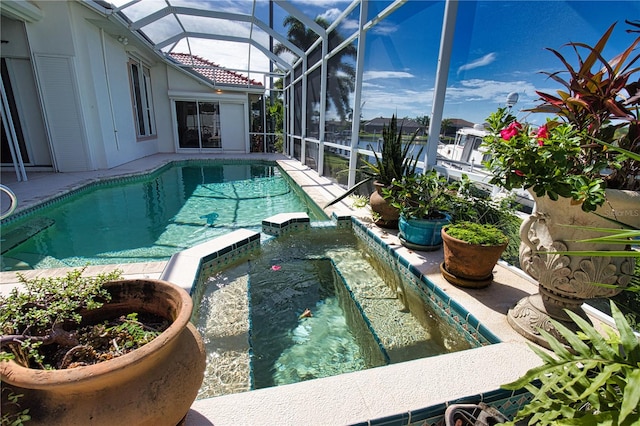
[128, 60, 156, 138]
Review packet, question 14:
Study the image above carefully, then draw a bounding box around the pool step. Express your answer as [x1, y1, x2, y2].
[1, 218, 55, 255]
[331, 251, 442, 364]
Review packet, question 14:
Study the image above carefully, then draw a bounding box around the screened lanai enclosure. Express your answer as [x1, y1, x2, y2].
[2, 0, 636, 189]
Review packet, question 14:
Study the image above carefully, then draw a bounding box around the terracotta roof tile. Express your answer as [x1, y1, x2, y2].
[167, 53, 263, 87]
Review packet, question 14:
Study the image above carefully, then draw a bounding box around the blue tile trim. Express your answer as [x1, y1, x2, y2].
[349, 217, 501, 349]
[347, 388, 532, 426]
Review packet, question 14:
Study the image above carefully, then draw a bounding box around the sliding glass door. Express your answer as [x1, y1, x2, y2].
[175, 100, 221, 149]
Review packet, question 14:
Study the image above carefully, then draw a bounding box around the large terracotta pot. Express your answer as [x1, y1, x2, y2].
[369, 181, 399, 228]
[0, 279, 206, 426]
[440, 227, 508, 288]
[508, 189, 638, 347]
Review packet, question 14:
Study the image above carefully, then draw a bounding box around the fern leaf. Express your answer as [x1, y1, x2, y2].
[620, 368, 640, 424]
[578, 363, 619, 399]
[564, 310, 618, 360]
[610, 301, 640, 364]
[538, 326, 576, 360]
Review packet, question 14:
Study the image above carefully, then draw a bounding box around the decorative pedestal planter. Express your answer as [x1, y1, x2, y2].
[507, 189, 638, 348]
[1, 279, 206, 426]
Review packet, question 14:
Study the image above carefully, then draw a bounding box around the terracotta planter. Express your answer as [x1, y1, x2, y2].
[508, 189, 638, 348]
[0, 279, 206, 426]
[440, 228, 508, 288]
[369, 181, 399, 228]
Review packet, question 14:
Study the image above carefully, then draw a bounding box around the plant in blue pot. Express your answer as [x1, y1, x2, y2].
[382, 169, 456, 250]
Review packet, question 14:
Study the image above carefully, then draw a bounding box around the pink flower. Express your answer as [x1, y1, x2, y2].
[500, 121, 522, 141]
[536, 125, 549, 146]
[514, 169, 525, 176]
[271, 265, 281, 271]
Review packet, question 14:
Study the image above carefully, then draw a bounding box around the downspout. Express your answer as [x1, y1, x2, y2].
[100, 28, 120, 150]
[426, 0, 458, 170]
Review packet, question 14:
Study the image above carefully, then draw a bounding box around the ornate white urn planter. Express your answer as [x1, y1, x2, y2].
[507, 189, 639, 347]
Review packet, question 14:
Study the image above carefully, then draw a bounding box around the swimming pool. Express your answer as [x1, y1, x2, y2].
[193, 226, 478, 399]
[0, 161, 327, 271]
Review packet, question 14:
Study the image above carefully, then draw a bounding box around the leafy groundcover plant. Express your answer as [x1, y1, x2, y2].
[444, 222, 508, 246]
[501, 301, 640, 425]
[0, 268, 168, 370]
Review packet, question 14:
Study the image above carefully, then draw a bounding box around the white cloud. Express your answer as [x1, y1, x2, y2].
[371, 22, 398, 36]
[363, 71, 414, 81]
[457, 53, 497, 74]
[447, 79, 537, 105]
[319, 8, 343, 22]
[359, 77, 546, 124]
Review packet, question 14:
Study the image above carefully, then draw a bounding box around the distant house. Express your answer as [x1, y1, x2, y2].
[447, 118, 476, 134]
[362, 117, 426, 136]
[1, 1, 266, 179]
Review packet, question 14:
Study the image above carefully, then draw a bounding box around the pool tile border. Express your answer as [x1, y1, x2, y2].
[261, 212, 311, 236]
[350, 387, 532, 426]
[350, 218, 501, 348]
[160, 211, 521, 426]
[168, 211, 501, 348]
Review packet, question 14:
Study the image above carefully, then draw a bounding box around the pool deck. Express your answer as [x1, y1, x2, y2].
[0, 153, 605, 425]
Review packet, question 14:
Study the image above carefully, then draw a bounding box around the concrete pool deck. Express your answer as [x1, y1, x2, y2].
[1, 153, 605, 425]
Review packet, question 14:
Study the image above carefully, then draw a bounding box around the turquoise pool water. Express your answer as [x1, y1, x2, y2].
[194, 227, 474, 398]
[0, 161, 326, 271]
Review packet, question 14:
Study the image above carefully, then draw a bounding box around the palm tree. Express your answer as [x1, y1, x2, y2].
[415, 115, 430, 128]
[274, 16, 356, 121]
[441, 118, 454, 136]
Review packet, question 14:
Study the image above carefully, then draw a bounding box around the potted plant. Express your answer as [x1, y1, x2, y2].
[481, 20, 640, 347]
[382, 169, 454, 250]
[501, 300, 640, 425]
[440, 221, 509, 288]
[0, 267, 206, 425]
[362, 114, 423, 228]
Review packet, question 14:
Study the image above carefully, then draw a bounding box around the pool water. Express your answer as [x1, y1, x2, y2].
[194, 227, 473, 399]
[250, 258, 387, 389]
[1, 161, 326, 271]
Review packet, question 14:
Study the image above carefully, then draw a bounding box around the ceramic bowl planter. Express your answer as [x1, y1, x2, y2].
[0, 279, 206, 426]
[399, 213, 450, 251]
[440, 222, 509, 288]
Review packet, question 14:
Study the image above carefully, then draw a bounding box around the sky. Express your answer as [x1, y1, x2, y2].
[113, 0, 639, 127]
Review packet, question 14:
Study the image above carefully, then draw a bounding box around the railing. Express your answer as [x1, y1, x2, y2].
[1, 184, 17, 220]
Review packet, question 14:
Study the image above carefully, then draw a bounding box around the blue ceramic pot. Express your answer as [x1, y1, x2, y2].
[399, 214, 450, 248]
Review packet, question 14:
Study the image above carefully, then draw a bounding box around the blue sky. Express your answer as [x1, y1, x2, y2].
[114, 0, 639, 127]
[280, 0, 639, 126]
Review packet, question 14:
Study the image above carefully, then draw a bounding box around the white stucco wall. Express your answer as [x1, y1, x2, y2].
[2, 0, 265, 173]
[71, 3, 167, 169]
